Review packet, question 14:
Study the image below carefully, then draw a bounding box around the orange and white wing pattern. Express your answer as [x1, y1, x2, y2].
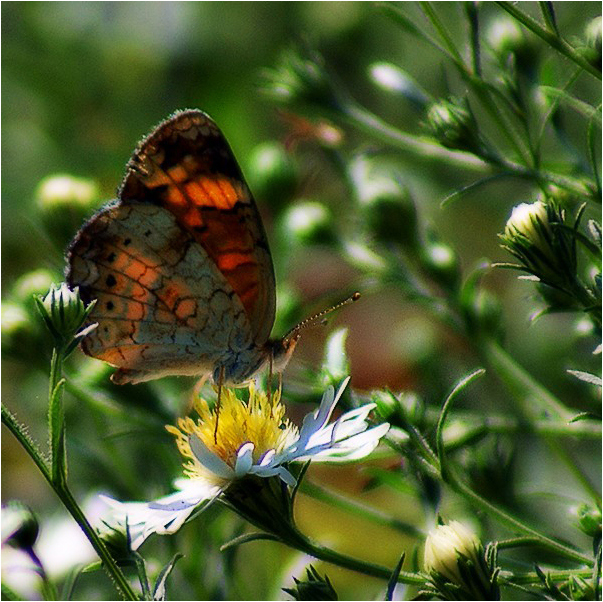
[66, 110, 276, 385]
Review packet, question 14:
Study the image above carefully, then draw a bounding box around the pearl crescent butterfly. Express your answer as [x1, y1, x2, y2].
[66, 109, 303, 385]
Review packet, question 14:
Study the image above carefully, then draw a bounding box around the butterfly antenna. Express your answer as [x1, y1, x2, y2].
[283, 292, 361, 342]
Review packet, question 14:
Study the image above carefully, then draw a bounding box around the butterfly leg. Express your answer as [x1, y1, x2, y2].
[267, 351, 274, 407]
[214, 365, 225, 443]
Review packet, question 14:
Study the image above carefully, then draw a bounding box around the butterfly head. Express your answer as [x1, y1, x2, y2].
[269, 332, 301, 374]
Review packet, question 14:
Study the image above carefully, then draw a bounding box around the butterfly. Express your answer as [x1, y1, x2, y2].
[66, 110, 357, 386]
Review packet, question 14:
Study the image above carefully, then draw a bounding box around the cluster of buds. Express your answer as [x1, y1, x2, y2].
[422, 521, 500, 600]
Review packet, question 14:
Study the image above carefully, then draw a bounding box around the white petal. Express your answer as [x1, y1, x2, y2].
[189, 434, 234, 479]
[295, 378, 350, 451]
[258, 449, 276, 467]
[297, 423, 390, 462]
[234, 442, 254, 477]
[249, 464, 297, 487]
[99, 480, 218, 550]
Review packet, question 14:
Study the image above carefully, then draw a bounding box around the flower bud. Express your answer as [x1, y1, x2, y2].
[424, 521, 499, 600]
[36, 174, 98, 212]
[425, 97, 482, 154]
[35, 174, 100, 249]
[2, 502, 39, 551]
[369, 62, 429, 109]
[247, 141, 298, 211]
[322, 327, 350, 385]
[282, 200, 336, 246]
[35, 283, 96, 352]
[350, 155, 419, 249]
[573, 503, 601, 538]
[487, 16, 536, 71]
[283, 565, 338, 601]
[420, 240, 461, 291]
[583, 16, 602, 68]
[262, 48, 345, 115]
[1, 302, 41, 363]
[12, 269, 56, 307]
[500, 200, 577, 294]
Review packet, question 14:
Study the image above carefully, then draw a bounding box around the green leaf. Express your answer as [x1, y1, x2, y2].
[539, 86, 602, 126]
[220, 532, 281, 551]
[153, 554, 183, 601]
[567, 370, 602, 387]
[49, 378, 67, 486]
[385, 553, 405, 601]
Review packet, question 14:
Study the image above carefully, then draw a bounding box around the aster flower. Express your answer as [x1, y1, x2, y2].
[100, 378, 389, 550]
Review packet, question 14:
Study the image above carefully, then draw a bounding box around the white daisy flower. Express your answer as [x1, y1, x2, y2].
[100, 378, 389, 550]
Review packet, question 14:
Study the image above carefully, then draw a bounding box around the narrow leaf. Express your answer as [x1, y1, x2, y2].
[153, 554, 183, 601]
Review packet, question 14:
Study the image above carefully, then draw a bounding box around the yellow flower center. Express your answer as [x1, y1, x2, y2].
[166, 384, 299, 485]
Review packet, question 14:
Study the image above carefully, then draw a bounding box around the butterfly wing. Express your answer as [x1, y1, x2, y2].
[67, 201, 260, 384]
[66, 110, 276, 384]
[120, 109, 276, 344]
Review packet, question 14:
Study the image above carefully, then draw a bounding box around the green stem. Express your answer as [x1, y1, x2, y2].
[2, 405, 138, 600]
[480, 338, 573, 421]
[342, 102, 489, 170]
[299, 534, 425, 585]
[500, 567, 593, 585]
[48, 348, 66, 487]
[341, 101, 590, 197]
[450, 472, 592, 565]
[496, 1, 602, 80]
[301, 480, 424, 538]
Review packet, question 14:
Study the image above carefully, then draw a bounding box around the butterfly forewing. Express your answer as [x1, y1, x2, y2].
[120, 110, 276, 343]
[66, 110, 277, 384]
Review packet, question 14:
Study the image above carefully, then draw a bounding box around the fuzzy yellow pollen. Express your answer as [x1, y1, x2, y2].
[166, 384, 299, 484]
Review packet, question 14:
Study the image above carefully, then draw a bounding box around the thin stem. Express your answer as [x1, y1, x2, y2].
[48, 348, 66, 487]
[480, 338, 573, 421]
[496, 1, 602, 80]
[500, 567, 593, 585]
[301, 479, 424, 538]
[299, 534, 425, 585]
[341, 100, 590, 197]
[2, 404, 138, 600]
[449, 467, 592, 565]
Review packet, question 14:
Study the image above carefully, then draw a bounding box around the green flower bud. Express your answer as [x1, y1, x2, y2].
[12, 269, 56, 307]
[262, 48, 345, 115]
[583, 16, 602, 68]
[373, 389, 425, 428]
[2, 303, 30, 340]
[421, 240, 461, 290]
[425, 97, 482, 153]
[500, 200, 578, 296]
[35, 174, 100, 249]
[247, 142, 298, 211]
[283, 565, 338, 601]
[35, 283, 96, 353]
[1, 302, 41, 362]
[466, 287, 503, 339]
[424, 521, 499, 600]
[350, 155, 419, 248]
[369, 62, 429, 109]
[574, 503, 601, 538]
[36, 174, 99, 212]
[322, 327, 349, 385]
[2, 502, 39, 551]
[282, 200, 336, 246]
